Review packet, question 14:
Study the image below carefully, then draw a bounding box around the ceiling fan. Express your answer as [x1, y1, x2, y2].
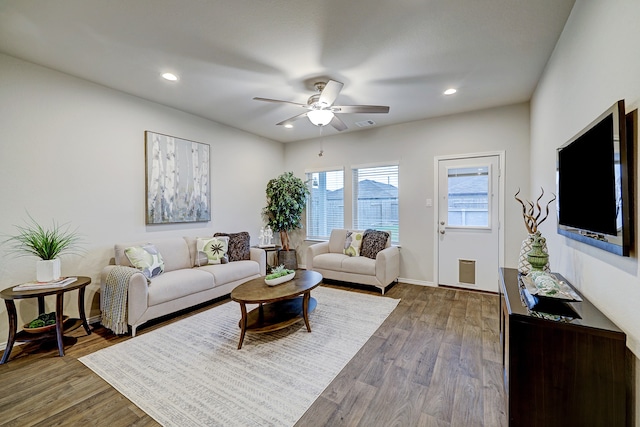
[253, 79, 390, 131]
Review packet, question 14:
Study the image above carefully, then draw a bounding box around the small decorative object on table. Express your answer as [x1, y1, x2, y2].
[264, 264, 295, 286]
[24, 312, 69, 334]
[514, 188, 556, 274]
[520, 271, 583, 301]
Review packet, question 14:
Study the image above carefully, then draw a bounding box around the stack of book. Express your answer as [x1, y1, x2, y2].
[13, 277, 77, 292]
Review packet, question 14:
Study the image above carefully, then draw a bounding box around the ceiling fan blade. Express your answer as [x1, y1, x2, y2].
[253, 97, 308, 108]
[276, 112, 308, 126]
[332, 105, 390, 114]
[330, 115, 348, 132]
[318, 80, 344, 106]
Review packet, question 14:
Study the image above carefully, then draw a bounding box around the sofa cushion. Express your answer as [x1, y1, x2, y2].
[361, 229, 390, 259]
[124, 244, 165, 279]
[343, 230, 364, 257]
[116, 238, 192, 272]
[328, 229, 349, 254]
[313, 253, 349, 271]
[197, 260, 260, 286]
[197, 236, 229, 264]
[194, 250, 209, 267]
[214, 231, 250, 261]
[341, 255, 376, 275]
[147, 269, 216, 306]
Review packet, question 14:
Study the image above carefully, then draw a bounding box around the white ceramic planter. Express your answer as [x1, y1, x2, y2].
[37, 258, 61, 282]
[264, 271, 295, 286]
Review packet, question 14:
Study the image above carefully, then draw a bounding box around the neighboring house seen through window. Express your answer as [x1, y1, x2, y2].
[306, 165, 399, 243]
[447, 166, 489, 227]
[306, 169, 344, 240]
[352, 164, 399, 243]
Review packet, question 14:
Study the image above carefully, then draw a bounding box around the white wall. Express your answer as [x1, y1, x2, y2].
[531, 0, 640, 421]
[284, 103, 531, 285]
[0, 53, 284, 342]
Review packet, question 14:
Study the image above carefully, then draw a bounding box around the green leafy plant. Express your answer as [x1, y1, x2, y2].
[262, 172, 310, 251]
[4, 213, 82, 260]
[265, 264, 294, 280]
[27, 312, 57, 328]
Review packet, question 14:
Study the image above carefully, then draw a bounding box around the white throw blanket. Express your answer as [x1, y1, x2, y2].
[102, 266, 140, 335]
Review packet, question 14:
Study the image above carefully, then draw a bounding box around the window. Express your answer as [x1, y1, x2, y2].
[306, 169, 344, 239]
[352, 164, 399, 242]
[447, 166, 489, 227]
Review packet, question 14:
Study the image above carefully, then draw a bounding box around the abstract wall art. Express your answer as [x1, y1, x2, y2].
[145, 131, 210, 224]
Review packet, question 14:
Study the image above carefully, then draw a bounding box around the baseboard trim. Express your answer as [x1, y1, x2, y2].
[398, 278, 436, 287]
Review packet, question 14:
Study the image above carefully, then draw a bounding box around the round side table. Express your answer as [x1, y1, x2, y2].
[0, 276, 92, 364]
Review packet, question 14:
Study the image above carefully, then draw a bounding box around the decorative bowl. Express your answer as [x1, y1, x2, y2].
[265, 272, 295, 286]
[23, 315, 68, 334]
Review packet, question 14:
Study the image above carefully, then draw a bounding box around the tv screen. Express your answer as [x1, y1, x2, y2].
[557, 114, 617, 235]
[556, 100, 633, 256]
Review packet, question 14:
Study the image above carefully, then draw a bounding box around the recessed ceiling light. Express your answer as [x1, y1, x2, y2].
[284, 124, 293, 129]
[162, 72, 178, 81]
[444, 88, 457, 95]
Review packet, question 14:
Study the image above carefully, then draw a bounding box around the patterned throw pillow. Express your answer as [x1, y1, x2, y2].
[197, 237, 229, 264]
[343, 230, 364, 257]
[360, 229, 390, 259]
[124, 244, 165, 278]
[214, 232, 250, 262]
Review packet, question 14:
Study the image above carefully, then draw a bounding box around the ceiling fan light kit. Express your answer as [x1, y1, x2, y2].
[307, 109, 334, 126]
[253, 79, 390, 132]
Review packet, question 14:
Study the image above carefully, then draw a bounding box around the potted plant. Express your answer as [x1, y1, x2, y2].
[262, 171, 310, 269]
[4, 214, 82, 282]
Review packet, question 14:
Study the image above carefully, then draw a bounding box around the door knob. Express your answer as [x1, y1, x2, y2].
[440, 230, 445, 235]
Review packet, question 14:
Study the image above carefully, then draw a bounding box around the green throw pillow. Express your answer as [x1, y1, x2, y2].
[343, 230, 364, 257]
[197, 237, 229, 264]
[124, 244, 165, 278]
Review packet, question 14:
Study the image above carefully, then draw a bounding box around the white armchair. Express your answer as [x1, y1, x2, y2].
[306, 229, 400, 294]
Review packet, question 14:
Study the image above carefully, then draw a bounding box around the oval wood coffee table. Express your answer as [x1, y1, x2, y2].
[230, 270, 322, 349]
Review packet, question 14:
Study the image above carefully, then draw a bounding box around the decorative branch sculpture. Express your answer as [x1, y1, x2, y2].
[514, 188, 556, 234]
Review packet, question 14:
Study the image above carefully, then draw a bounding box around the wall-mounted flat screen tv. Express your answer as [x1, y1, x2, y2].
[556, 100, 634, 256]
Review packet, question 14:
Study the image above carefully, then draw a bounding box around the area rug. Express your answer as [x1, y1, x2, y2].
[80, 286, 400, 427]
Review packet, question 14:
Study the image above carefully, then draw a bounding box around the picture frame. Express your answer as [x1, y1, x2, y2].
[145, 131, 210, 224]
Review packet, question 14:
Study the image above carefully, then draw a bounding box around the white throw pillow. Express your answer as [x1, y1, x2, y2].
[124, 244, 165, 278]
[343, 230, 364, 257]
[197, 237, 229, 264]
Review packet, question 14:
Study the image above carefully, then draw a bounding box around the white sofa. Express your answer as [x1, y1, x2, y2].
[101, 236, 266, 336]
[306, 229, 399, 294]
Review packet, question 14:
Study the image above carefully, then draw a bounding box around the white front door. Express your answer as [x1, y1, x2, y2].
[436, 154, 502, 293]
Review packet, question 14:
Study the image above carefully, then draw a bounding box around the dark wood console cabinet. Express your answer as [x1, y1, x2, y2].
[499, 268, 626, 427]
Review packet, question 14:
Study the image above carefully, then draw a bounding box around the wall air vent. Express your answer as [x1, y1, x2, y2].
[355, 120, 376, 128]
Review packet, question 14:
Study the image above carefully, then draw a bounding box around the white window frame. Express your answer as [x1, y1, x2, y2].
[445, 163, 492, 230]
[305, 167, 345, 240]
[351, 162, 399, 243]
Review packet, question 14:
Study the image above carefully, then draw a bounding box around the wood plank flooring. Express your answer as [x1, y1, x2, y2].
[0, 282, 507, 427]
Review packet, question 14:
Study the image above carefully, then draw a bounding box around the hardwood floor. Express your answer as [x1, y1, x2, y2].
[0, 282, 507, 427]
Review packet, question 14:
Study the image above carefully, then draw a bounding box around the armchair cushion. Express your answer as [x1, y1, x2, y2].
[341, 256, 376, 275]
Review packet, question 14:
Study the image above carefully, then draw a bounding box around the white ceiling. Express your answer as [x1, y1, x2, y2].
[0, 0, 575, 143]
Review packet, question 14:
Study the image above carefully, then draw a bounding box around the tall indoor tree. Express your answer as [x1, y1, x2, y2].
[262, 171, 310, 258]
